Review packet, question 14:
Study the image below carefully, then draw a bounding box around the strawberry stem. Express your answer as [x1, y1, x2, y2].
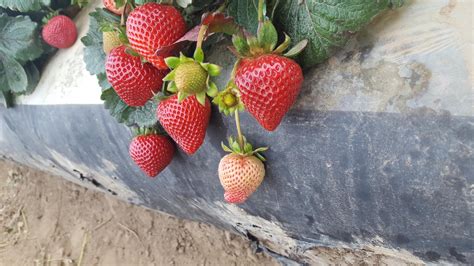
[234, 110, 244, 150]
[258, 0, 265, 23]
[196, 24, 209, 50]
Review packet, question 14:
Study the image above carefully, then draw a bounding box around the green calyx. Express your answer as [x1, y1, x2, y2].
[41, 10, 60, 25]
[163, 49, 221, 106]
[212, 81, 244, 116]
[221, 136, 268, 162]
[133, 127, 158, 137]
[232, 19, 308, 58]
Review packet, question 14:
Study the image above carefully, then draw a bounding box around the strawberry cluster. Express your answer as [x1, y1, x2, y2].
[99, 0, 306, 204]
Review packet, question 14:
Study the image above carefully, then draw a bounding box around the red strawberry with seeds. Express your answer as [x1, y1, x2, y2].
[42, 15, 77, 49]
[103, 0, 124, 15]
[235, 54, 303, 131]
[157, 94, 211, 155]
[106, 45, 168, 107]
[129, 130, 175, 177]
[231, 18, 307, 131]
[126, 3, 186, 69]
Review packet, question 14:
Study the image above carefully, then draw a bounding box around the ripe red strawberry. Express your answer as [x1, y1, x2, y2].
[106, 45, 168, 107]
[235, 54, 303, 131]
[103, 0, 124, 15]
[218, 137, 267, 204]
[129, 132, 175, 177]
[42, 15, 77, 49]
[156, 94, 211, 155]
[126, 3, 186, 69]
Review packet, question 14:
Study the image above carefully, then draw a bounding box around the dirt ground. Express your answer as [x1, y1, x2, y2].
[0, 159, 277, 266]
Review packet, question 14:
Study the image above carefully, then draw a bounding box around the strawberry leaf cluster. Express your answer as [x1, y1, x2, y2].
[0, 0, 84, 107]
[228, 0, 404, 69]
[82, 2, 219, 127]
[81, 0, 404, 204]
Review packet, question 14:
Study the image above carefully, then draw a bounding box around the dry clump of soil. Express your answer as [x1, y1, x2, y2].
[0, 159, 277, 266]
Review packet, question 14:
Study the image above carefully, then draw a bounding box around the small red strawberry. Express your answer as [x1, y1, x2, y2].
[235, 54, 303, 131]
[103, 0, 124, 15]
[106, 45, 168, 107]
[231, 19, 307, 131]
[129, 128, 175, 177]
[156, 94, 211, 155]
[42, 15, 77, 49]
[218, 137, 267, 204]
[126, 3, 186, 69]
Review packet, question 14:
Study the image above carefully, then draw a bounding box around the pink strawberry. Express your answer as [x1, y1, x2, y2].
[218, 137, 267, 204]
[42, 15, 77, 49]
[126, 3, 186, 69]
[105, 45, 168, 107]
[156, 95, 211, 155]
[129, 131, 175, 177]
[235, 54, 303, 131]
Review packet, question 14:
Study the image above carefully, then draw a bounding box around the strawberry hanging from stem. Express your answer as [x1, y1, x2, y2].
[157, 15, 228, 154]
[218, 110, 268, 204]
[231, 0, 307, 131]
[129, 127, 175, 177]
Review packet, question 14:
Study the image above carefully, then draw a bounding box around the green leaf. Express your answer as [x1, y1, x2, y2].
[269, 0, 404, 68]
[23, 62, 40, 95]
[167, 82, 178, 93]
[0, 90, 13, 107]
[125, 47, 140, 57]
[114, 0, 125, 8]
[134, 0, 160, 5]
[232, 34, 250, 56]
[273, 33, 291, 54]
[81, 11, 106, 75]
[0, 0, 50, 12]
[101, 88, 158, 127]
[283, 39, 308, 58]
[127, 100, 159, 128]
[221, 142, 233, 153]
[177, 91, 187, 102]
[83, 7, 160, 128]
[163, 70, 176, 81]
[176, 0, 192, 8]
[165, 57, 180, 69]
[0, 53, 27, 94]
[255, 153, 266, 162]
[0, 14, 43, 62]
[81, 8, 120, 75]
[196, 91, 206, 106]
[206, 82, 218, 97]
[227, 0, 259, 34]
[257, 20, 278, 52]
[231, 141, 241, 153]
[244, 142, 253, 154]
[207, 64, 221, 77]
[193, 47, 204, 63]
[97, 73, 111, 91]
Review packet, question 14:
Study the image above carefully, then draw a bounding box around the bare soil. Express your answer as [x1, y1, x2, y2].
[0, 159, 276, 266]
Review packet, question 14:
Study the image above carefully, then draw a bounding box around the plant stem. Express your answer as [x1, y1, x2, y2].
[258, 0, 265, 22]
[217, 0, 228, 13]
[235, 110, 244, 150]
[196, 25, 209, 50]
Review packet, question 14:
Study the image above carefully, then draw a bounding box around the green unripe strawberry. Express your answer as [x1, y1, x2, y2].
[163, 50, 221, 106]
[103, 31, 122, 54]
[174, 62, 208, 94]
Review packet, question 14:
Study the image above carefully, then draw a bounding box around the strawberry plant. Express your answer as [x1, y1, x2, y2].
[82, 0, 403, 202]
[0, 0, 85, 107]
